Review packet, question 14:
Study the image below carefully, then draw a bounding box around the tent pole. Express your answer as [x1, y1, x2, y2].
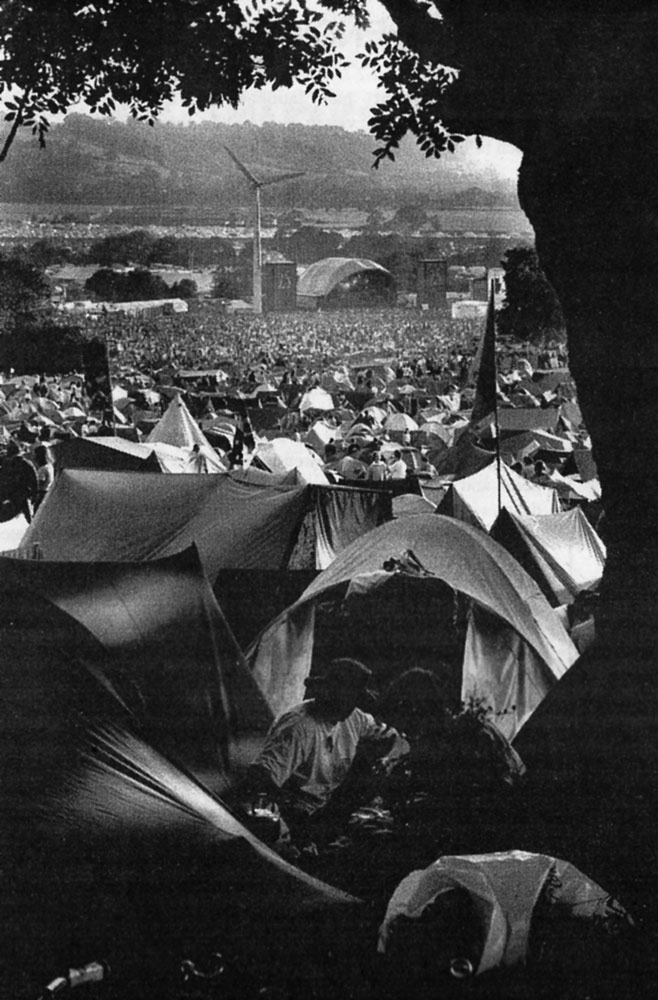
[495, 395, 502, 517]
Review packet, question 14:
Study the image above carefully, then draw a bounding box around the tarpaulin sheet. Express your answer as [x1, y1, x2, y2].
[314, 484, 392, 569]
[439, 460, 559, 532]
[0, 606, 359, 995]
[20, 470, 308, 578]
[0, 546, 272, 777]
[491, 508, 605, 607]
[378, 851, 630, 974]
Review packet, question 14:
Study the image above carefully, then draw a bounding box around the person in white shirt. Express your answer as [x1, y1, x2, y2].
[388, 450, 408, 480]
[245, 659, 397, 837]
[366, 452, 389, 481]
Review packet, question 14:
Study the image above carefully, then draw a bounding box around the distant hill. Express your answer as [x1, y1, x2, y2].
[0, 114, 518, 213]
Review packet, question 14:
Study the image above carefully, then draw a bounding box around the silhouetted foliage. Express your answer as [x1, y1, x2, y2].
[497, 246, 565, 343]
[0, 322, 90, 375]
[0, 253, 51, 331]
[85, 268, 171, 302]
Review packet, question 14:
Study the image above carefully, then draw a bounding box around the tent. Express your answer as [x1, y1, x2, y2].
[287, 482, 393, 570]
[20, 470, 392, 576]
[429, 432, 494, 479]
[384, 412, 419, 432]
[497, 408, 561, 435]
[299, 387, 335, 414]
[437, 460, 560, 531]
[246, 515, 577, 738]
[0, 546, 270, 780]
[305, 420, 337, 454]
[490, 508, 606, 607]
[0, 580, 360, 997]
[392, 493, 437, 517]
[54, 435, 226, 474]
[20, 470, 309, 579]
[147, 392, 215, 451]
[251, 438, 330, 485]
[0, 512, 29, 553]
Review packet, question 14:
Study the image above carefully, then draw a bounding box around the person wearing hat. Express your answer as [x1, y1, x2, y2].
[244, 658, 399, 841]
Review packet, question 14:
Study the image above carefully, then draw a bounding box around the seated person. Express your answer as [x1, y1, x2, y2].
[243, 658, 399, 844]
[378, 668, 526, 859]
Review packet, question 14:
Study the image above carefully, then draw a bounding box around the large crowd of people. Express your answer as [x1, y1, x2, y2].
[1, 303, 633, 998]
[0, 306, 574, 522]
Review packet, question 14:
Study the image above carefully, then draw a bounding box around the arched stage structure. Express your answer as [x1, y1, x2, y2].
[297, 257, 395, 310]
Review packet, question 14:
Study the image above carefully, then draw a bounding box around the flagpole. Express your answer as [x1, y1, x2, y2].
[470, 280, 501, 514]
[490, 283, 502, 516]
[494, 366, 502, 517]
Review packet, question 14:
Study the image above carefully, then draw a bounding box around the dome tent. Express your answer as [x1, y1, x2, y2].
[246, 515, 577, 739]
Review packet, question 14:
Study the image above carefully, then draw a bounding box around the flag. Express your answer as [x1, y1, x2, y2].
[81, 337, 113, 423]
[470, 284, 498, 431]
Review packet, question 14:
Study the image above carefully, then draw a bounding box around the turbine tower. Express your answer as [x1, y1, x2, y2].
[224, 146, 304, 314]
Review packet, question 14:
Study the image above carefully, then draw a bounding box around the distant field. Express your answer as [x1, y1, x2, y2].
[430, 207, 532, 234]
[0, 202, 533, 236]
[0, 203, 109, 220]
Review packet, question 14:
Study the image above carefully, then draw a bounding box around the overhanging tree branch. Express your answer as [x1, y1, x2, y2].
[375, 0, 459, 66]
[0, 90, 29, 163]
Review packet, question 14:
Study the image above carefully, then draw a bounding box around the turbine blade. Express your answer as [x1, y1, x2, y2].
[260, 170, 306, 188]
[224, 145, 260, 187]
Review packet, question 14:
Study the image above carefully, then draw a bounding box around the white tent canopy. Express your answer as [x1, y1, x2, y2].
[299, 387, 335, 414]
[246, 515, 577, 738]
[439, 460, 560, 531]
[147, 392, 215, 451]
[251, 438, 329, 485]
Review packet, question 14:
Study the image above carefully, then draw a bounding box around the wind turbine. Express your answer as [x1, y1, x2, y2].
[224, 146, 305, 314]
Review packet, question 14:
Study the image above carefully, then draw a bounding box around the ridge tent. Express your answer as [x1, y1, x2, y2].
[305, 420, 337, 454]
[251, 437, 330, 485]
[437, 459, 560, 531]
[147, 391, 215, 451]
[0, 588, 360, 998]
[428, 432, 494, 479]
[54, 435, 226, 474]
[299, 387, 335, 414]
[246, 515, 577, 739]
[490, 508, 606, 607]
[0, 546, 271, 781]
[20, 470, 392, 576]
[20, 470, 309, 578]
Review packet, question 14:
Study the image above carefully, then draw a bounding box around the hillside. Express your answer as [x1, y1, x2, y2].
[0, 114, 518, 214]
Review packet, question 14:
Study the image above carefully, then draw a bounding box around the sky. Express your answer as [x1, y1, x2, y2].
[156, 3, 523, 181]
